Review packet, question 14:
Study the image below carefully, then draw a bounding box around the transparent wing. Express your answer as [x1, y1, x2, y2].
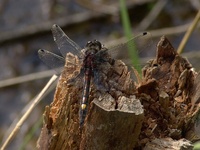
[38, 49, 65, 74]
[107, 32, 153, 66]
[51, 24, 82, 57]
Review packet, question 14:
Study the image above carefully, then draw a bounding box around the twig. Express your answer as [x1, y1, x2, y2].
[0, 70, 55, 88]
[75, 0, 153, 16]
[136, 0, 167, 31]
[75, 0, 118, 15]
[0, 0, 154, 45]
[106, 23, 190, 48]
[189, 0, 200, 11]
[0, 0, 8, 15]
[148, 23, 190, 37]
[2, 81, 56, 144]
[0, 75, 58, 150]
[0, 11, 105, 45]
[177, 10, 200, 54]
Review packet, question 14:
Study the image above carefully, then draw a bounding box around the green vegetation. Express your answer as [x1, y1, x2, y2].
[119, 0, 141, 73]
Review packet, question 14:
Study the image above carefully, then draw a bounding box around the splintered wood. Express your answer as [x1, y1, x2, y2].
[38, 36, 200, 150]
[139, 36, 198, 149]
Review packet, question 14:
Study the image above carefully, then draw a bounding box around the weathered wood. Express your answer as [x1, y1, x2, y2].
[38, 36, 200, 149]
[37, 52, 144, 149]
[80, 95, 143, 149]
[137, 36, 198, 149]
[144, 138, 193, 150]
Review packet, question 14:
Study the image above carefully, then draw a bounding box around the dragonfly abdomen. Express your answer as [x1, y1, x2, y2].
[80, 67, 92, 126]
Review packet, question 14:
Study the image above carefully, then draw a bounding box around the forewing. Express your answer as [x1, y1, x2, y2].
[107, 32, 153, 66]
[38, 49, 65, 74]
[51, 24, 82, 57]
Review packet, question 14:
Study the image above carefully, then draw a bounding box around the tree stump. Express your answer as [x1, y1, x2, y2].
[37, 36, 200, 149]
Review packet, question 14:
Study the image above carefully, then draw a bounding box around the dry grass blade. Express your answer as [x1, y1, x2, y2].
[137, 0, 167, 31]
[0, 75, 58, 150]
[0, 70, 55, 88]
[177, 10, 200, 54]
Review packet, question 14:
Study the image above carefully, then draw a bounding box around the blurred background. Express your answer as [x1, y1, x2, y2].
[0, 0, 200, 149]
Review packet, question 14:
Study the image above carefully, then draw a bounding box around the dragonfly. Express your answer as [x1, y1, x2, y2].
[38, 24, 151, 126]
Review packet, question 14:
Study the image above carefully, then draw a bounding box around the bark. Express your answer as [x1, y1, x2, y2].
[37, 36, 200, 149]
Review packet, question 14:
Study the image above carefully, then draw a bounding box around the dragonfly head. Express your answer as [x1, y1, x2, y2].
[85, 40, 102, 51]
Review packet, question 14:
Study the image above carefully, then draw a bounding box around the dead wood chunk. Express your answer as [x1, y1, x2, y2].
[80, 95, 144, 150]
[190, 72, 200, 110]
[37, 106, 54, 150]
[144, 138, 193, 150]
[138, 78, 158, 99]
[137, 35, 198, 148]
[184, 71, 200, 142]
[37, 53, 143, 150]
[37, 53, 82, 150]
[156, 35, 177, 63]
[142, 35, 194, 100]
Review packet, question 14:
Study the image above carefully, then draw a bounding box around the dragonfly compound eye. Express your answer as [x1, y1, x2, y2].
[86, 41, 92, 47]
[94, 40, 102, 50]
